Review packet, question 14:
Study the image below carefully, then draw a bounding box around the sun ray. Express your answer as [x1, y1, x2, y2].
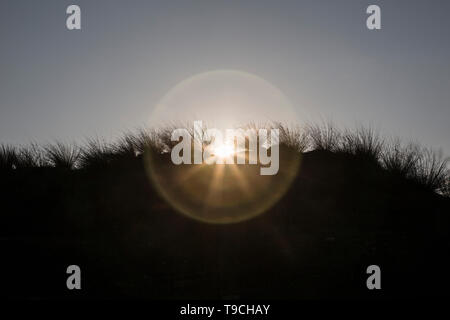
[204, 164, 225, 207]
[228, 163, 252, 196]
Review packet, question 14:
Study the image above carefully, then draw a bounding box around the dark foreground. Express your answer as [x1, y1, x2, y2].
[1, 150, 449, 299]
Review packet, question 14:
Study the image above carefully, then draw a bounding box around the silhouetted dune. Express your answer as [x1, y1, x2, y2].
[0, 124, 449, 299]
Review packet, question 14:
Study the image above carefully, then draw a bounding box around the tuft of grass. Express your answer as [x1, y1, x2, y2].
[17, 143, 47, 168]
[0, 145, 18, 170]
[132, 128, 161, 154]
[1, 143, 48, 169]
[277, 123, 310, 152]
[412, 147, 449, 194]
[381, 140, 420, 178]
[379, 140, 450, 194]
[340, 127, 384, 162]
[79, 138, 114, 169]
[112, 133, 140, 158]
[307, 121, 341, 152]
[44, 142, 80, 169]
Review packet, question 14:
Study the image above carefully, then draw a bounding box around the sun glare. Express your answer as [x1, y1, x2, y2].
[147, 70, 300, 224]
[212, 143, 235, 160]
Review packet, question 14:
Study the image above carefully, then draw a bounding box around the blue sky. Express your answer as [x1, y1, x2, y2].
[0, 0, 449, 155]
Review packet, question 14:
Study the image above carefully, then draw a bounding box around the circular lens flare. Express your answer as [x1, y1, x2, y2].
[144, 70, 301, 224]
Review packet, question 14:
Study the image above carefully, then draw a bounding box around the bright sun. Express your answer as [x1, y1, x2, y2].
[212, 143, 235, 160]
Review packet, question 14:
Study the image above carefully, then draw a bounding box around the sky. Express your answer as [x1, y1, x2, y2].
[0, 0, 449, 155]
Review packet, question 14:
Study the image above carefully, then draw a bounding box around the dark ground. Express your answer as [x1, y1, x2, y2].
[1, 150, 449, 299]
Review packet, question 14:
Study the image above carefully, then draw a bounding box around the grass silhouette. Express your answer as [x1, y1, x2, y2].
[1, 122, 447, 195]
[44, 142, 80, 169]
[0, 122, 449, 299]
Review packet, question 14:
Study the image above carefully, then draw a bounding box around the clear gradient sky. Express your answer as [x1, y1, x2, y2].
[0, 0, 449, 155]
